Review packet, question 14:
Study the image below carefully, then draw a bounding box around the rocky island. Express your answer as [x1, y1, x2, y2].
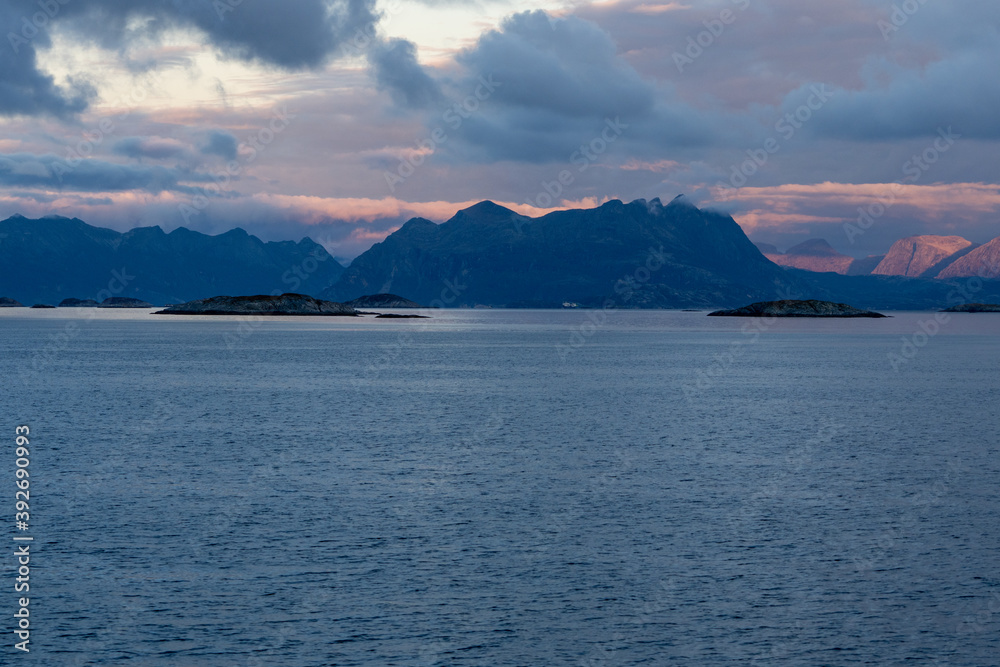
[60, 298, 100, 307]
[30, 303, 56, 309]
[709, 299, 887, 318]
[100, 297, 153, 308]
[155, 293, 358, 316]
[942, 303, 1000, 313]
[345, 293, 423, 308]
[0, 297, 23, 307]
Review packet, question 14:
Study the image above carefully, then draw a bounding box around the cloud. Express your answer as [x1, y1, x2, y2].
[711, 181, 1000, 257]
[0, 0, 380, 118]
[54, 0, 380, 69]
[200, 131, 238, 160]
[113, 137, 189, 160]
[423, 10, 724, 163]
[458, 11, 655, 120]
[630, 3, 690, 15]
[572, 0, 1000, 141]
[368, 38, 443, 109]
[0, 1, 94, 117]
[802, 47, 1000, 140]
[714, 182, 1000, 221]
[573, 0, 897, 108]
[620, 158, 682, 173]
[0, 152, 208, 193]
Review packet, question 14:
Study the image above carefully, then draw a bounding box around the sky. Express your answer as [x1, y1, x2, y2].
[1, 0, 998, 261]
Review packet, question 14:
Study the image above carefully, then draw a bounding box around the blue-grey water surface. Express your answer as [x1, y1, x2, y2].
[1, 308, 998, 666]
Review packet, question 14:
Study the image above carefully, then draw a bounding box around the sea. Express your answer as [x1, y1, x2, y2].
[1, 308, 998, 666]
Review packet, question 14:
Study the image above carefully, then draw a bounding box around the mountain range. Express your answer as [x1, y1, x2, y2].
[755, 239, 879, 276]
[871, 235, 976, 278]
[0, 214, 343, 305]
[319, 199, 1000, 308]
[2, 201, 1000, 309]
[321, 197, 791, 308]
[760, 234, 999, 280]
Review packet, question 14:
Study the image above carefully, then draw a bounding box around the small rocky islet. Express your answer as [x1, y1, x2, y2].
[345, 293, 423, 309]
[51, 297, 150, 308]
[100, 297, 153, 308]
[156, 293, 358, 316]
[942, 303, 1000, 313]
[708, 299, 887, 318]
[156, 293, 429, 317]
[59, 298, 100, 307]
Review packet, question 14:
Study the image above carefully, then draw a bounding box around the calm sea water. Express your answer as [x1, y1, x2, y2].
[1, 308, 998, 666]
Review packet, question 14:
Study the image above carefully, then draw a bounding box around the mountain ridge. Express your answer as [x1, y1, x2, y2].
[873, 235, 975, 278]
[759, 238, 856, 274]
[6, 203, 1000, 310]
[0, 215, 345, 305]
[321, 196, 793, 308]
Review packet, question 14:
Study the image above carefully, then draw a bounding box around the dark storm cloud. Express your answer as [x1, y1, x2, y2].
[569, 0, 1000, 143]
[0, 152, 208, 193]
[0, 0, 379, 118]
[573, 0, 897, 108]
[1, 1, 93, 117]
[368, 38, 443, 109]
[457, 10, 654, 119]
[0, 52, 92, 118]
[200, 131, 239, 160]
[113, 136, 189, 161]
[52, 0, 379, 68]
[801, 47, 1000, 141]
[433, 10, 725, 163]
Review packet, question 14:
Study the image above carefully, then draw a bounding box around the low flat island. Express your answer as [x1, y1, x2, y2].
[345, 293, 423, 309]
[156, 293, 359, 316]
[708, 299, 887, 318]
[942, 303, 1000, 313]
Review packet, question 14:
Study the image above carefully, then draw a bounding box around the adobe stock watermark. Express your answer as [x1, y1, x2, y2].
[735, 419, 841, 523]
[578, 579, 680, 667]
[353, 275, 469, 388]
[849, 459, 963, 574]
[179, 105, 295, 223]
[682, 285, 803, 400]
[888, 259, 1000, 371]
[716, 85, 834, 193]
[222, 244, 336, 352]
[525, 116, 628, 210]
[16, 267, 135, 385]
[7, 0, 71, 54]
[338, 0, 404, 59]
[384, 75, 501, 193]
[213, 0, 245, 20]
[957, 589, 1000, 636]
[555, 244, 665, 360]
[414, 404, 507, 497]
[48, 71, 165, 183]
[878, 0, 932, 40]
[843, 127, 959, 243]
[672, 0, 751, 73]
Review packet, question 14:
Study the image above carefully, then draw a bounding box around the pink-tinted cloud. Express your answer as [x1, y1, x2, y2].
[711, 181, 1000, 256]
[714, 182, 1000, 222]
[620, 158, 682, 173]
[630, 3, 691, 15]
[576, 0, 940, 109]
